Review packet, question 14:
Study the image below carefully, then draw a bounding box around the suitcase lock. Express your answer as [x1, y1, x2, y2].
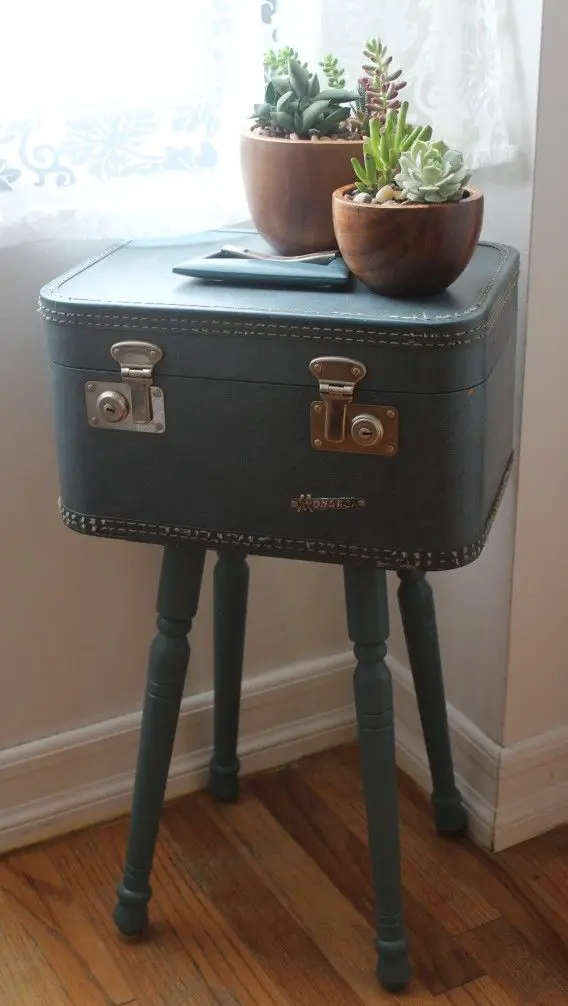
[309, 357, 398, 456]
[85, 341, 166, 433]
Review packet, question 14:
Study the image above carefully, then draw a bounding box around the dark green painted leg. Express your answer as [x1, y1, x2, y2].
[344, 563, 411, 994]
[113, 545, 205, 938]
[397, 570, 467, 836]
[209, 549, 249, 801]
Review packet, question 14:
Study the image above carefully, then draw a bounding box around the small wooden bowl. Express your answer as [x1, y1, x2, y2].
[332, 184, 484, 297]
[241, 131, 363, 256]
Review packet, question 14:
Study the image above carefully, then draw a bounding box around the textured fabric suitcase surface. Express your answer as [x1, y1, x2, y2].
[40, 230, 519, 570]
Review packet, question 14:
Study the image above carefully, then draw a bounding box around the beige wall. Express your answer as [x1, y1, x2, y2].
[505, 0, 568, 745]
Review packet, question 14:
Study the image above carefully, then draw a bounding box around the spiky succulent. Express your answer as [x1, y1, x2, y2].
[395, 140, 470, 203]
[359, 37, 406, 127]
[351, 103, 432, 192]
[253, 55, 358, 138]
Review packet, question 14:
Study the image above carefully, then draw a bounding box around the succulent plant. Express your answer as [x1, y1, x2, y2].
[264, 47, 302, 78]
[253, 55, 358, 138]
[319, 53, 346, 89]
[395, 140, 470, 203]
[351, 103, 432, 193]
[359, 37, 407, 128]
[256, 39, 411, 141]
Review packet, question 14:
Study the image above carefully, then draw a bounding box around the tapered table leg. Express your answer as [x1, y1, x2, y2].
[113, 544, 205, 937]
[209, 549, 249, 801]
[344, 562, 411, 993]
[397, 569, 467, 835]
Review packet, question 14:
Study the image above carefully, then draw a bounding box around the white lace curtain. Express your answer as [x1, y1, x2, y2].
[0, 0, 524, 247]
[317, 0, 526, 171]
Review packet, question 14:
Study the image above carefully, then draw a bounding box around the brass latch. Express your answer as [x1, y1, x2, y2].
[85, 340, 166, 433]
[309, 356, 398, 456]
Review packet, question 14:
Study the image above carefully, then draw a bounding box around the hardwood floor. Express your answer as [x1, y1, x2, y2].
[1, 744, 568, 1005]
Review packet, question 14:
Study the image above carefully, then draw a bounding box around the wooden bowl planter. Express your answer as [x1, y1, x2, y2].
[332, 185, 484, 297]
[241, 131, 363, 256]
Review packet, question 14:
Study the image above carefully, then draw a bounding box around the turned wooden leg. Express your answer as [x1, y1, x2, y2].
[397, 570, 467, 836]
[209, 549, 249, 801]
[344, 562, 411, 994]
[113, 544, 205, 937]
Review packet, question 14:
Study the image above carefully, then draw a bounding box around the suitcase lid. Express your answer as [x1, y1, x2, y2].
[40, 229, 519, 394]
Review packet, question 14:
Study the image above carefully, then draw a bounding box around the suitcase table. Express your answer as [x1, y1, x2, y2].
[40, 231, 519, 994]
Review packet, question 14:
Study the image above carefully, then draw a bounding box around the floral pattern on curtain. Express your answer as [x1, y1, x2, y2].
[318, 0, 526, 171]
[0, 0, 276, 244]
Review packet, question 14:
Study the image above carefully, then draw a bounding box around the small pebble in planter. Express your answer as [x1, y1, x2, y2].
[374, 184, 396, 204]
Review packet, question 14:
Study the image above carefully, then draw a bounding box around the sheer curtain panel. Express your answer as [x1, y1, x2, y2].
[319, 0, 525, 171]
[0, 0, 271, 246]
[0, 0, 523, 247]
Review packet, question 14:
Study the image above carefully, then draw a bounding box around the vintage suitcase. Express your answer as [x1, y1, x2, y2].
[40, 229, 519, 570]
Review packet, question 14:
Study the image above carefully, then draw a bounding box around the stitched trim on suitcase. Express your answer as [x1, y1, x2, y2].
[39, 242, 516, 324]
[58, 454, 513, 571]
[39, 269, 518, 350]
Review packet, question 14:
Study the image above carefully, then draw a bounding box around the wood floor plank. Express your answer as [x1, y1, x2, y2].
[153, 825, 299, 1006]
[496, 828, 568, 942]
[397, 768, 568, 984]
[57, 821, 289, 1006]
[198, 784, 435, 1004]
[300, 747, 498, 934]
[444, 976, 518, 1005]
[458, 917, 568, 1005]
[0, 876, 118, 1006]
[0, 849, 135, 1005]
[164, 796, 365, 1005]
[250, 766, 484, 997]
[0, 885, 76, 1006]
[57, 825, 209, 1006]
[2, 742, 568, 1005]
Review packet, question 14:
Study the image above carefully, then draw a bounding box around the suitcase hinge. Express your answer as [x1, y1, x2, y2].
[309, 356, 399, 456]
[85, 340, 166, 433]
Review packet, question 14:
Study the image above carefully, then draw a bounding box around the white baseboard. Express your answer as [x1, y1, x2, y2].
[390, 655, 568, 851]
[2, 647, 566, 855]
[494, 723, 568, 851]
[0, 652, 357, 855]
[388, 656, 499, 849]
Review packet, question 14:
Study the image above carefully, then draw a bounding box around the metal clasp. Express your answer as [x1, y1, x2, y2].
[309, 357, 366, 442]
[309, 355, 399, 457]
[84, 340, 165, 434]
[110, 341, 162, 424]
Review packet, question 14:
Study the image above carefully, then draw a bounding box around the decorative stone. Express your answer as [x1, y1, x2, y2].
[353, 192, 372, 204]
[374, 184, 396, 204]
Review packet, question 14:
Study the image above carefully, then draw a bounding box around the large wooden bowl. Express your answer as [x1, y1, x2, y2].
[332, 184, 484, 297]
[241, 131, 363, 256]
